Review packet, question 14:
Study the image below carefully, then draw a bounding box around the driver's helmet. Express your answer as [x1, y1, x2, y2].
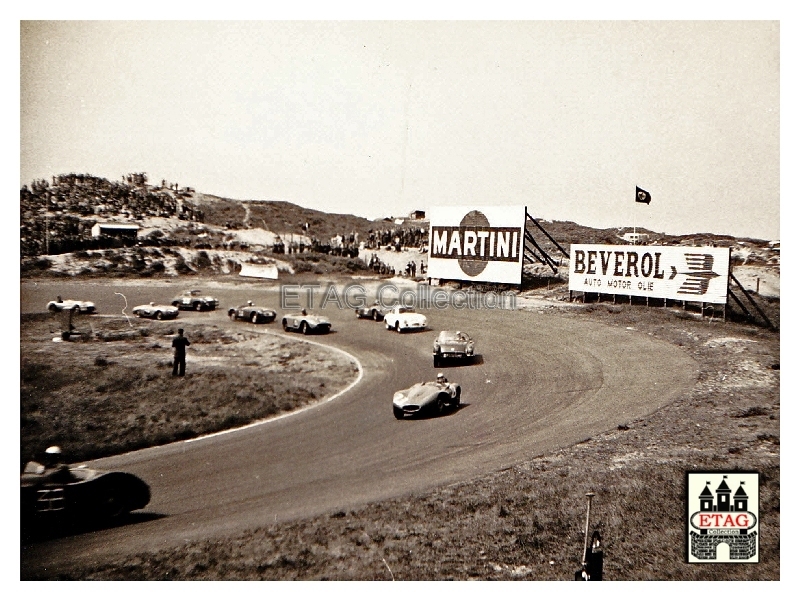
[247, 301, 253, 306]
[43, 445, 62, 467]
[436, 372, 446, 385]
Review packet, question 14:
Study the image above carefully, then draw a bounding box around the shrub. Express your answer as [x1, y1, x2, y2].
[174, 256, 194, 274]
[193, 251, 212, 270]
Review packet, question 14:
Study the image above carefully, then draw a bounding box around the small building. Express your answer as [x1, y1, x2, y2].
[408, 210, 426, 220]
[622, 232, 650, 244]
[91, 222, 140, 239]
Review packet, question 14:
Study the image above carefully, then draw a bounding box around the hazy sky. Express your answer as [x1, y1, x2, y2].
[20, 20, 781, 240]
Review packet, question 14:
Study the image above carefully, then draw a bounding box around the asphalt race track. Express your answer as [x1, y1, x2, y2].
[20, 280, 698, 577]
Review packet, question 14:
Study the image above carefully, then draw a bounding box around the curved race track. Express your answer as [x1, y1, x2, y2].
[20, 280, 698, 577]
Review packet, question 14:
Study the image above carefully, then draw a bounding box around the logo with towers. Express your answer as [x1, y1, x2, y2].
[686, 472, 759, 563]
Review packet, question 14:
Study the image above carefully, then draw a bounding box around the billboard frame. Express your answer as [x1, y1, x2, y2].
[568, 245, 732, 322]
[426, 205, 527, 287]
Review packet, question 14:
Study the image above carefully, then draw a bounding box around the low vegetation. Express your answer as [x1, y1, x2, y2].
[20, 315, 359, 466]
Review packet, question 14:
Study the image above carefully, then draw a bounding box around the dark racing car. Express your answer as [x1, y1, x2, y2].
[171, 289, 219, 311]
[228, 301, 277, 324]
[355, 300, 386, 321]
[21, 453, 150, 524]
[392, 373, 461, 419]
[433, 330, 476, 367]
[132, 302, 179, 320]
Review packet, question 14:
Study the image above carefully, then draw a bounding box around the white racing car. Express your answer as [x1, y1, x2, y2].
[281, 311, 331, 335]
[46, 297, 96, 314]
[384, 306, 427, 333]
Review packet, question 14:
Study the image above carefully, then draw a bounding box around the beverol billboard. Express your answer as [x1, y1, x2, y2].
[427, 206, 526, 284]
[569, 244, 731, 304]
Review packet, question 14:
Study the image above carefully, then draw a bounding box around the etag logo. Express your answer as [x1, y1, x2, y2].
[686, 472, 760, 563]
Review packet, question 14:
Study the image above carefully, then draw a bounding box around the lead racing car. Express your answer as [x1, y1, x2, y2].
[392, 373, 461, 419]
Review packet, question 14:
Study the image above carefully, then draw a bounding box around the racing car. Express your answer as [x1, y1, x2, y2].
[384, 306, 427, 333]
[46, 297, 96, 314]
[392, 374, 461, 419]
[228, 301, 277, 324]
[355, 300, 386, 321]
[171, 289, 219, 311]
[281, 310, 331, 335]
[21, 459, 151, 523]
[132, 302, 179, 320]
[433, 330, 476, 367]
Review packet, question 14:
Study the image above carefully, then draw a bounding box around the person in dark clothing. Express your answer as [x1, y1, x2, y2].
[172, 328, 190, 376]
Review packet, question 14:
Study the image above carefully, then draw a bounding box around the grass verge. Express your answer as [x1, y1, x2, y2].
[21, 314, 358, 466]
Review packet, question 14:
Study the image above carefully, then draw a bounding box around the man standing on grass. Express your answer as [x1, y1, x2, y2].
[172, 328, 190, 376]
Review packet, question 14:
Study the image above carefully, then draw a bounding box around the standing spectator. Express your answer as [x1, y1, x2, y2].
[172, 328, 190, 377]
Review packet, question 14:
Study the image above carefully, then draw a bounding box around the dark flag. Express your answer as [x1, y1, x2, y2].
[636, 186, 651, 204]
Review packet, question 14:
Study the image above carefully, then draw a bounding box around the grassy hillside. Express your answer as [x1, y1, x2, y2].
[194, 194, 378, 241]
[20, 173, 779, 281]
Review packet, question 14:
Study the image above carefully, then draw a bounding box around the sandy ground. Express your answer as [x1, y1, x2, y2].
[730, 265, 780, 298]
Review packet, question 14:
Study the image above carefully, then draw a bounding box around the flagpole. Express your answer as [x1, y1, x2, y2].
[633, 186, 651, 245]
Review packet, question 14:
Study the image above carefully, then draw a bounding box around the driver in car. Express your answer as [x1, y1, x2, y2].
[436, 372, 448, 387]
[24, 445, 74, 483]
[43, 446, 74, 483]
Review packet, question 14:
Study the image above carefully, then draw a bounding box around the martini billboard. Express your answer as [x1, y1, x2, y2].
[427, 205, 526, 285]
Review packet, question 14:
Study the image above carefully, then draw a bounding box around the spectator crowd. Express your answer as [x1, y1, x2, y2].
[20, 173, 201, 257]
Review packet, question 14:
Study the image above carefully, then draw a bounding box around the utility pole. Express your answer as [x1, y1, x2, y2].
[582, 492, 595, 570]
[45, 193, 49, 255]
[575, 492, 601, 581]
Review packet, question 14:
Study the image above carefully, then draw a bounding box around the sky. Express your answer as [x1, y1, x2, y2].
[18, 16, 784, 241]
